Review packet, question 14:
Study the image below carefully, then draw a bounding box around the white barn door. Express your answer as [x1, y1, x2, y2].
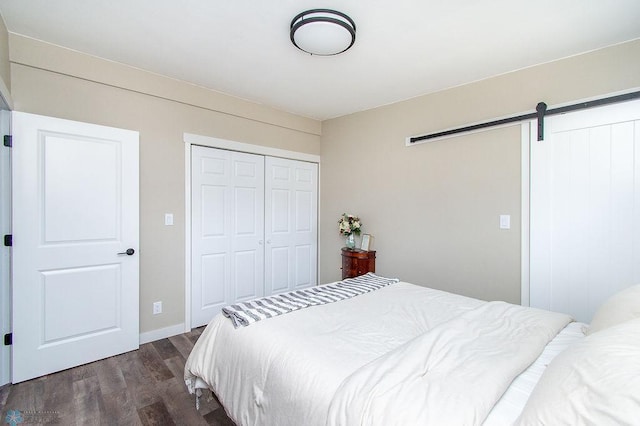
[12, 112, 139, 383]
[265, 157, 317, 295]
[191, 146, 265, 327]
[530, 99, 640, 323]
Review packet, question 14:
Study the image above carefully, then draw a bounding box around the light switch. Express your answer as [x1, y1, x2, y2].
[499, 214, 511, 230]
[165, 213, 174, 226]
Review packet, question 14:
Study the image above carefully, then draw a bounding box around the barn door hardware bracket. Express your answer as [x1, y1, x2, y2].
[536, 102, 547, 141]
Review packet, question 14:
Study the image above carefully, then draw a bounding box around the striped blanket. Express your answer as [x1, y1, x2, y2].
[221, 273, 399, 328]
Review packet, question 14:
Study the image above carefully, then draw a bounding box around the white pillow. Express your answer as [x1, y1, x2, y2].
[516, 318, 640, 425]
[587, 284, 640, 335]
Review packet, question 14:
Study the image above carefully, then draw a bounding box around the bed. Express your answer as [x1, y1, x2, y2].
[184, 274, 640, 425]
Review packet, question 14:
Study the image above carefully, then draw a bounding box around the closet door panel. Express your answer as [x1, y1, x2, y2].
[270, 247, 290, 294]
[271, 189, 291, 233]
[295, 245, 313, 288]
[268, 186, 291, 293]
[192, 147, 232, 327]
[191, 146, 264, 327]
[265, 157, 318, 295]
[295, 190, 313, 232]
[201, 254, 226, 307]
[230, 153, 264, 303]
[234, 250, 259, 301]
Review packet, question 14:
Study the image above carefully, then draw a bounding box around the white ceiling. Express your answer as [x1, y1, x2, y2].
[0, 0, 639, 121]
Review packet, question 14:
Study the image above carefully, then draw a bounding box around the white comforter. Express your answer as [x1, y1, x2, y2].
[327, 301, 571, 425]
[184, 282, 571, 426]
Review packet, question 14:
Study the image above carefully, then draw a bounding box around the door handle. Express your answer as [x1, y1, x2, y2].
[117, 248, 135, 256]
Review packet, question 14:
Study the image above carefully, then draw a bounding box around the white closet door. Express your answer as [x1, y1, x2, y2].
[265, 157, 318, 295]
[530, 99, 640, 323]
[191, 146, 264, 327]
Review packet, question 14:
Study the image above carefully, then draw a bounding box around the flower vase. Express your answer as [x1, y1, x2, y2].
[346, 233, 356, 249]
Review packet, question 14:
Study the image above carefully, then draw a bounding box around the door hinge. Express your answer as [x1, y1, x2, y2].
[3, 234, 11, 247]
[3, 333, 11, 346]
[3, 135, 11, 147]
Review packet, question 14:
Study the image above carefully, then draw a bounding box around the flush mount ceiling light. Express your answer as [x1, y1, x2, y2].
[290, 9, 356, 56]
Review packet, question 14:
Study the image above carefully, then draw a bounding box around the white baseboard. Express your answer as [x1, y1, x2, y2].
[139, 323, 186, 345]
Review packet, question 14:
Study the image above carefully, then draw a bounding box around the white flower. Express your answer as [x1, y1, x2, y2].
[338, 213, 362, 236]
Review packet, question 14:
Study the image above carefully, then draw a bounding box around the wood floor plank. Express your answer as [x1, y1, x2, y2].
[138, 400, 175, 426]
[168, 333, 196, 359]
[47, 404, 74, 425]
[102, 388, 143, 426]
[43, 368, 74, 407]
[152, 338, 181, 360]
[96, 356, 127, 395]
[186, 327, 204, 344]
[71, 362, 97, 382]
[138, 343, 174, 383]
[117, 349, 153, 388]
[0, 383, 10, 407]
[3, 377, 45, 413]
[128, 383, 163, 411]
[72, 382, 106, 425]
[116, 348, 163, 409]
[157, 377, 209, 426]
[41, 368, 74, 424]
[164, 354, 187, 383]
[72, 375, 100, 401]
[164, 355, 220, 416]
[204, 407, 237, 426]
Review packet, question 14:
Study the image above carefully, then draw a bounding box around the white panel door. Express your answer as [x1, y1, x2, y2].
[530, 100, 640, 323]
[191, 146, 264, 327]
[12, 112, 139, 383]
[265, 157, 317, 295]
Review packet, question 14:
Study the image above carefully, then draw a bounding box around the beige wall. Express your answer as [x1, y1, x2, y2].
[0, 16, 11, 106]
[320, 39, 640, 303]
[8, 35, 321, 333]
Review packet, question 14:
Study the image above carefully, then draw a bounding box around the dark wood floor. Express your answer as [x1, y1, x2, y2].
[0, 327, 237, 425]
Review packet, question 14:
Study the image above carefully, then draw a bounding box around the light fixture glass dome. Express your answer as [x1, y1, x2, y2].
[290, 9, 356, 56]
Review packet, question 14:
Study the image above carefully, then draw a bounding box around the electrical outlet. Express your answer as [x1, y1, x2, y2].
[153, 301, 162, 315]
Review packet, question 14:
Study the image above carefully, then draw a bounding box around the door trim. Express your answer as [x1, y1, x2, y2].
[183, 133, 320, 331]
[0, 109, 10, 386]
[184, 133, 320, 163]
[520, 121, 532, 307]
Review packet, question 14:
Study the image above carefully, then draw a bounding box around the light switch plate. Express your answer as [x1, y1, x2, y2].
[164, 213, 174, 226]
[499, 214, 511, 229]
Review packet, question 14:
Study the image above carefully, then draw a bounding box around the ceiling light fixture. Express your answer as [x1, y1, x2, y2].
[290, 9, 356, 56]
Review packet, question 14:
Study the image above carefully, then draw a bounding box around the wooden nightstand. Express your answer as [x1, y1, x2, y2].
[341, 248, 376, 279]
